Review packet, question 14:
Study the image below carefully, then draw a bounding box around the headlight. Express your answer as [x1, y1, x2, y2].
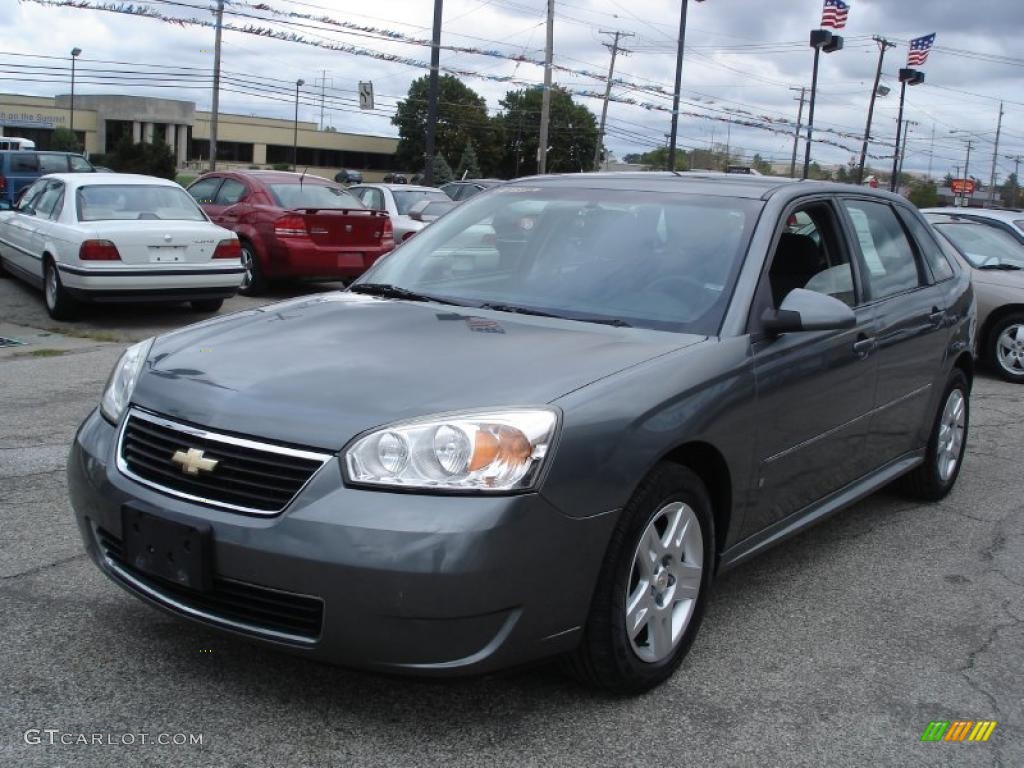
[100, 338, 154, 423]
[344, 409, 558, 492]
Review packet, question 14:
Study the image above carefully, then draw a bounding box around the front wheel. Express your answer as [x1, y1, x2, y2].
[567, 464, 714, 694]
[989, 314, 1024, 383]
[896, 369, 969, 500]
[44, 258, 79, 321]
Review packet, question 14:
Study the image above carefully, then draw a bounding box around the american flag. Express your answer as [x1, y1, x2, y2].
[907, 33, 936, 67]
[820, 0, 850, 29]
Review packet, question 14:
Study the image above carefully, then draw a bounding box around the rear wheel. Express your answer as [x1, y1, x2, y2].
[191, 298, 224, 313]
[567, 464, 714, 694]
[43, 258, 79, 321]
[988, 314, 1024, 383]
[238, 240, 266, 296]
[896, 368, 969, 500]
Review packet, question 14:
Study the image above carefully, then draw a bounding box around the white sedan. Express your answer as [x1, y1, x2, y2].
[0, 173, 244, 320]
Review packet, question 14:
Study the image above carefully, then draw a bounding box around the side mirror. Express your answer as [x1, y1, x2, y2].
[761, 288, 856, 335]
[408, 209, 425, 222]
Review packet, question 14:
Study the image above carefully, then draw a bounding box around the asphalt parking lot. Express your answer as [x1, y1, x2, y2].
[1, 274, 1021, 767]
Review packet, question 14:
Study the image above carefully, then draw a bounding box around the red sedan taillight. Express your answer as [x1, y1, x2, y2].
[0, 176, 6, 196]
[274, 214, 307, 238]
[380, 216, 395, 250]
[213, 238, 242, 259]
[79, 239, 121, 261]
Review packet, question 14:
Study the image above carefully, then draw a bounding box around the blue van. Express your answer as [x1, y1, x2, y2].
[0, 151, 95, 204]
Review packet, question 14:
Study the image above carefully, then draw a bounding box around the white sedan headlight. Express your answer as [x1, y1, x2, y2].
[100, 338, 154, 423]
[344, 409, 559, 492]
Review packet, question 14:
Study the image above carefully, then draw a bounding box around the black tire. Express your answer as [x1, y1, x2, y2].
[191, 298, 224, 312]
[238, 240, 266, 296]
[896, 368, 970, 501]
[43, 258, 79, 321]
[987, 313, 1024, 383]
[567, 463, 715, 694]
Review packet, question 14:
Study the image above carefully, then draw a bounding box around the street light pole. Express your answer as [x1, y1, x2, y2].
[293, 79, 304, 172]
[889, 68, 924, 192]
[69, 47, 82, 143]
[803, 29, 843, 180]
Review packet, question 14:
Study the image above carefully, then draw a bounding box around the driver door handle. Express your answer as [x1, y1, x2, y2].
[853, 335, 877, 358]
[928, 307, 946, 326]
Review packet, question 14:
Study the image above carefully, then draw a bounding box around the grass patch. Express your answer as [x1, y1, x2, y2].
[176, 174, 197, 187]
[46, 327, 122, 343]
[19, 348, 67, 357]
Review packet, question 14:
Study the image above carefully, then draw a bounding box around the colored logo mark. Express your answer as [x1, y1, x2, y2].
[921, 720, 997, 742]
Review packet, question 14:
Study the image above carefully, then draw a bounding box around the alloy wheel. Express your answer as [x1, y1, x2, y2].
[45, 263, 57, 310]
[995, 324, 1024, 377]
[626, 501, 703, 664]
[240, 245, 254, 290]
[936, 389, 966, 482]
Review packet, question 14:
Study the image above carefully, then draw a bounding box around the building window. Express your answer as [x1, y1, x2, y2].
[105, 120, 133, 152]
[264, 144, 395, 171]
[190, 139, 252, 163]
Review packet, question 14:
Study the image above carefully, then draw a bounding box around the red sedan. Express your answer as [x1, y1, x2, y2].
[187, 171, 394, 294]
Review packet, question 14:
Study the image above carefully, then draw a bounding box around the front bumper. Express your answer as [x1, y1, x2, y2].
[68, 408, 616, 675]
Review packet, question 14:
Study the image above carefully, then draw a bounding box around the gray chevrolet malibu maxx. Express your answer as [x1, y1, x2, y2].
[69, 173, 975, 693]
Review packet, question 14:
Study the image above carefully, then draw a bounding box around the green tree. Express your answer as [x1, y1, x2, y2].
[495, 85, 598, 177]
[50, 127, 81, 153]
[751, 153, 774, 175]
[431, 154, 455, 185]
[455, 141, 481, 180]
[907, 179, 939, 208]
[105, 136, 177, 179]
[1000, 172, 1020, 207]
[392, 75, 500, 177]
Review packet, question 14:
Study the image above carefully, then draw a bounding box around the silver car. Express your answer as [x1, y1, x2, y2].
[925, 212, 1024, 382]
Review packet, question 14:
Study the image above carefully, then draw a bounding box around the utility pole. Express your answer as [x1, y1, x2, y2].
[988, 101, 1004, 205]
[1006, 154, 1021, 208]
[538, 0, 554, 175]
[897, 119, 917, 180]
[209, 0, 224, 171]
[789, 86, 806, 178]
[593, 30, 633, 171]
[667, 0, 701, 172]
[857, 36, 895, 184]
[316, 70, 332, 130]
[927, 122, 935, 178]
[423, 0, 444, 185]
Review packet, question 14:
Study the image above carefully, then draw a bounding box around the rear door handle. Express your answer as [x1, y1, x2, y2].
[928, 307, 946, 326]
[853, 336, 877, 358]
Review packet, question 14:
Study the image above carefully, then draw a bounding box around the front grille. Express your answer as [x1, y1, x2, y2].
[118, 409, 330, 514]
[96, 526, 323, 642]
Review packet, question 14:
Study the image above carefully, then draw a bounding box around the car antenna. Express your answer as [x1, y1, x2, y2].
[299, 167, 308, 187]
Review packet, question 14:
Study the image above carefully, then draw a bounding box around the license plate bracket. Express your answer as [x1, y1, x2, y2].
[121, 506, 212, 591]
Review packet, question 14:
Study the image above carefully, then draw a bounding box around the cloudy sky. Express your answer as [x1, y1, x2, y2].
[3, 0, 1021, 181]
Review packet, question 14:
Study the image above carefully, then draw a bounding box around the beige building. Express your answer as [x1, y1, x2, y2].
[0, 93, 398, 181]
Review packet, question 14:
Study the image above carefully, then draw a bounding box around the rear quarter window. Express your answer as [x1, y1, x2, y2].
[38, 155, 70, 173]
[10, 153, 39, 172]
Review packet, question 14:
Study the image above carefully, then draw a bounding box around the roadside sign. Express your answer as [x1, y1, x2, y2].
[358, 82, 374, 111]
[950, 178, 975, 195]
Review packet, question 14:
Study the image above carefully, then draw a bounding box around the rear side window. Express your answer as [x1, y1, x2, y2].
[215, 179, 247, 205]
[187, 177, 222, 204]
[69, 156, 92, 172]
[842, 200, 924, 300]
[38, 154, 70, 173]
[33, 181, 65, 219]
[897, 208, 954, 282]
[10, 153, 38, 172]
[17, 179, 46, 210]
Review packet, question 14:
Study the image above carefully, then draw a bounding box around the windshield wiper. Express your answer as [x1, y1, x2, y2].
[348, 283, 466, 306]
[477, 302, 632, 327]
[977, 263, 1023, 270]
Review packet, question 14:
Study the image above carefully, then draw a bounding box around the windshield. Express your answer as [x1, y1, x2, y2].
[932, 222, 1024, 268]
[393, 189, 449, 215]
[268, 183, 362, 209]
[76, 185, 206, 221]
[355, 185, 761, 333]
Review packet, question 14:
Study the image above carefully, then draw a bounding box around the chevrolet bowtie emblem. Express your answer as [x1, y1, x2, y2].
[171, 447, 219, 475]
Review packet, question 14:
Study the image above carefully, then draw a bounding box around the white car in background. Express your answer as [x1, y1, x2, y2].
[0, 173, 244, 320]
[347, 183, 451, 242]
[922, 207, 1024, 242]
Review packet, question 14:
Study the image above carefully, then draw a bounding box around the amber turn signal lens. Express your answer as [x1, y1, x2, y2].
[469, 426, 532, 472]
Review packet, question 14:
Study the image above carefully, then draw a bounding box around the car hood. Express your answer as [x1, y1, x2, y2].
[133, 293, 704, 451]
